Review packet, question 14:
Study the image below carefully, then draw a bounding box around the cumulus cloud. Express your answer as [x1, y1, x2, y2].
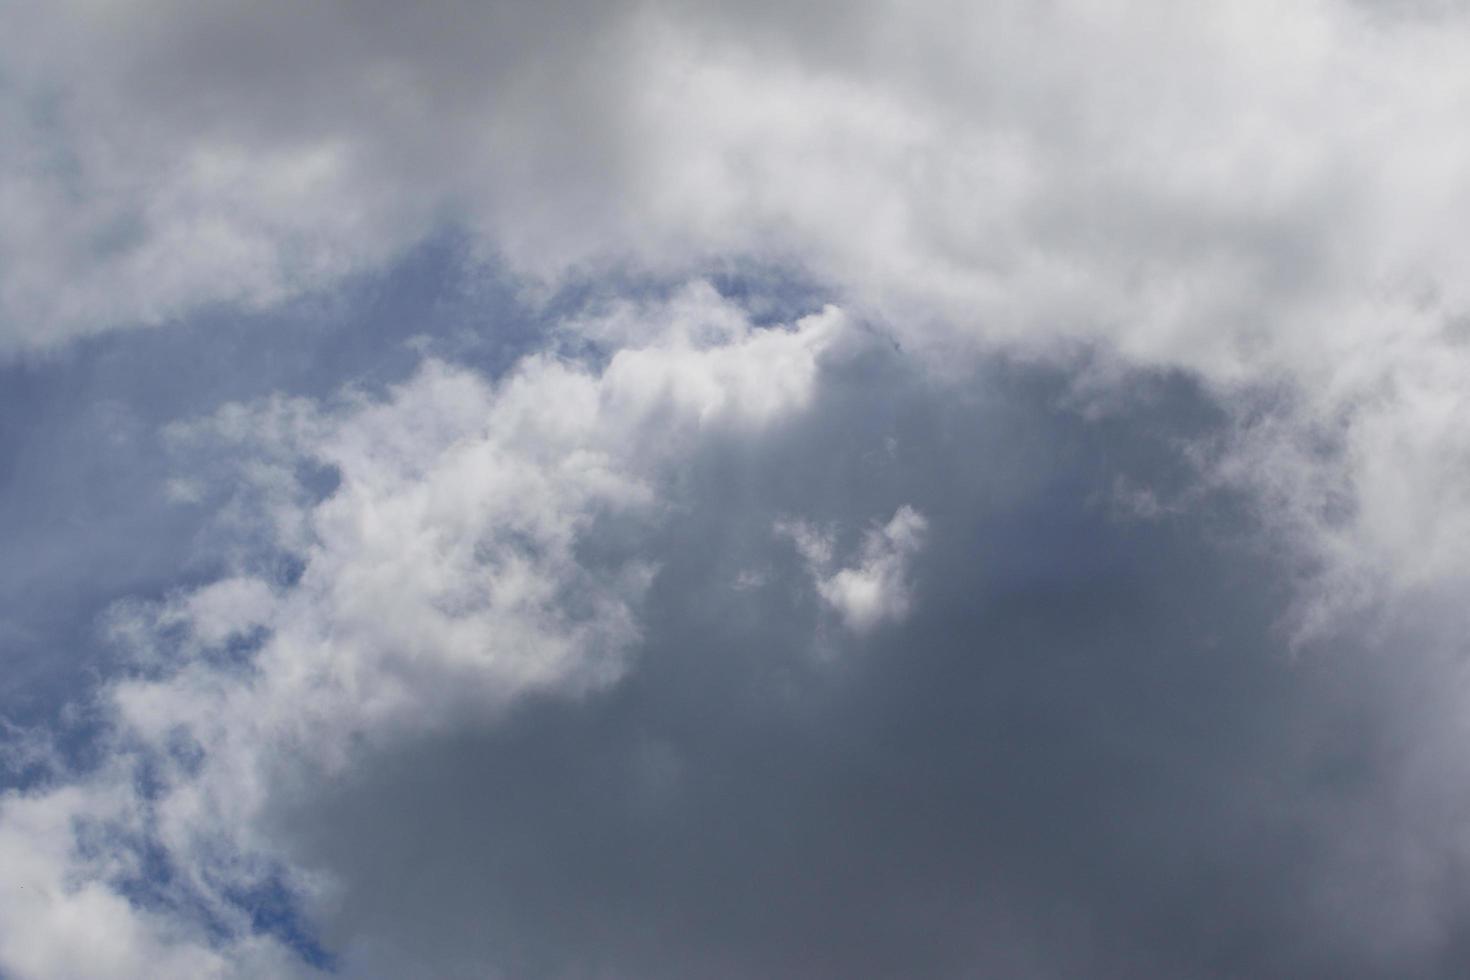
[7, 0, 1470, 975]
[3, 0, 1469, 627]
[780, 505, 929, 634]
[0, 287, 844, 978]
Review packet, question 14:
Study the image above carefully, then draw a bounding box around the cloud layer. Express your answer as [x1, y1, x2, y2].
[5, 1, 1470, 977]
[6, 0, 1470, 622]
[0, 288, 847, 977]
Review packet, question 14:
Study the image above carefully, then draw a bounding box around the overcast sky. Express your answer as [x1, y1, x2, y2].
[6, 2, 1470, 977]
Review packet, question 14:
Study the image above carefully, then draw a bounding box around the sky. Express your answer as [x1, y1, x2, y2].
[5, 1, 1470, 977]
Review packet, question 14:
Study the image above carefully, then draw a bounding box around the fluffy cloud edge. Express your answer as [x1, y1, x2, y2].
[0, 284, 851, 978]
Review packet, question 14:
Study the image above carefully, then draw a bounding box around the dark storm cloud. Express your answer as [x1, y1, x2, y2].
[261, 346, 1470, 979]
[3, 246, 1469, 977]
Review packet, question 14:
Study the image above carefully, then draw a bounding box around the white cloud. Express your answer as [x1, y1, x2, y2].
[4, 0, 1470, 628]
[8, 0, 1470, 969]
[0, 287, 844, 978]
[782, 505, 929, 634]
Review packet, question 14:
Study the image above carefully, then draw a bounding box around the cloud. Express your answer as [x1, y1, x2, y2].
[0, 286, 845, 978]
[780, 505, 929, 634]
[7, 2, 1470, 975]
[0, 0, 1459, 369]
[5, 0, 1470, 628]
[252, 349, 1470, 978]
[5, 270, 1470, 976]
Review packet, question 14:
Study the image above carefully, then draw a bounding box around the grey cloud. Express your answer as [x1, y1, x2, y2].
[5, 266, 1470, 976]
[8, 0, 1470, 618]
[6, 3, 1470, 975]
[261, 347, 1470, 978]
